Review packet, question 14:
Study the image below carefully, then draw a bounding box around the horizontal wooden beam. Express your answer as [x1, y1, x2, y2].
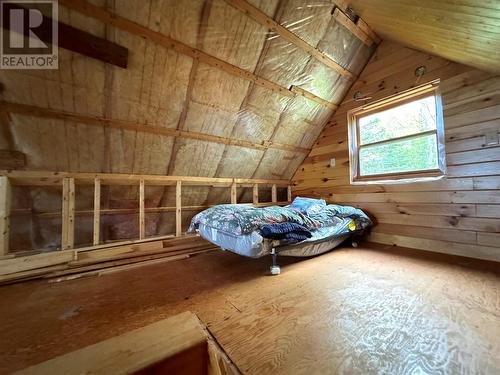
[223, 0, 355, 80]
[1, 101, 310, 154]
[11, 201, 291, 218]
[290, 86, 338, 110]
[58, 0, 339, 108]
[0, 170, 290, 187]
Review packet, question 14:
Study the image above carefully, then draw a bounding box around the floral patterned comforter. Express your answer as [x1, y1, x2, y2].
[188, 204, 371, 236]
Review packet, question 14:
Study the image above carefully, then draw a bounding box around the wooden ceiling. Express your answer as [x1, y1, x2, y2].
[349, 0, 500, 73]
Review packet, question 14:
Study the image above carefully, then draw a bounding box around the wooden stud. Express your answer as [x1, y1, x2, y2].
[175, 181, 182, 237]
[1, 101, 310, 154]
[224, 0, 355, 80]
[61, 177, 75, 250]
[230, 182, 237, 204]
[93, 178, 100, 246]
[287, 185, 292, 202]
[0, 176, 10, 256]
[252, 184, 259, 205]
[271, 184, 277, 203]
[139, 180, 145, 240]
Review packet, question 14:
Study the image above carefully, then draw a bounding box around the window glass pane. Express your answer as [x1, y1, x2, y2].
[358, 95, 437, 145]
[359, 133, 438, 176]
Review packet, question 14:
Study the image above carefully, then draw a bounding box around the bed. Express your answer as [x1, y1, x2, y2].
[188, 197, 372, 274]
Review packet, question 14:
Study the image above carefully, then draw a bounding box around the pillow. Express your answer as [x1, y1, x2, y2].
[305, 204, 324, 215]
[289, 197, 326, 213]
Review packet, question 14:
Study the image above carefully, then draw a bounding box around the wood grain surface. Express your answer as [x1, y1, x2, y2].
[0, 243, 498, 374]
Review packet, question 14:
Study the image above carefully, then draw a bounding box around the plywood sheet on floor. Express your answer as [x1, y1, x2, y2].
[0, 244, 498, 374]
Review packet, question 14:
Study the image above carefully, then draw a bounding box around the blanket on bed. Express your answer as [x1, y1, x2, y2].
[188, 204, 318, 236]
[188, 204, 371, 236]
[260, 222, 312, 241]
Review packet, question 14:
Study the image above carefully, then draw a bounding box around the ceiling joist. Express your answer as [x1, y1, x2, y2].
[1, 101, 310, 154]
[58, 0, 339, 109]
[223, 0, 356, 80]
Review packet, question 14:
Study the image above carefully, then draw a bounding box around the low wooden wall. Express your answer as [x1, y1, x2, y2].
[0, 170, 291, 283]
[0, 170, 291, 255]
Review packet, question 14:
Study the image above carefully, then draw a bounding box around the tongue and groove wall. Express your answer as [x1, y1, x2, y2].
[292, 41, 500, 262]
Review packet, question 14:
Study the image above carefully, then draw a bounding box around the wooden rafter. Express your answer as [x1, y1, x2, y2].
[223, 0, 355, 80]
[332, 8, 379, 47]
[290, 86, 338, 110]
[58, 0, 339, 109]
[1, 101, 310, 154]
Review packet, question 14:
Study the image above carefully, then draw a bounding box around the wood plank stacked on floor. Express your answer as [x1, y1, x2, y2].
[0, 235, 217, 285]
[292, 41, 500, 263]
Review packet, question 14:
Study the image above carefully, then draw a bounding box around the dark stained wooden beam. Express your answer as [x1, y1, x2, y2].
[1, 3, 128, 68]
[57, 20, 128, 68]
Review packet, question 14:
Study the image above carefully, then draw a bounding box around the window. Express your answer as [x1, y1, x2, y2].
[347, 82, 446, 183]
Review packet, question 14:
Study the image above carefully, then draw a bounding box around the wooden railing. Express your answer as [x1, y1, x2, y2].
[0, 171, 292, 256]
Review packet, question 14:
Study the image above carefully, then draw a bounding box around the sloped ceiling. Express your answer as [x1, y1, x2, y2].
[349, 0, 500, 73]
[0, 0, 376, 248]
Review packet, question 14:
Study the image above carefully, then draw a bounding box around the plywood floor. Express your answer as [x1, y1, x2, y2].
[0, 243, 499, 374]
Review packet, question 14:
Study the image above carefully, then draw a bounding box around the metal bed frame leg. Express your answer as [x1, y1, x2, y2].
[270, 248, 280, 275]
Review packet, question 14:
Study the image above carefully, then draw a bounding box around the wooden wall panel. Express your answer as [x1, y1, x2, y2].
[292, 41, 500, 262]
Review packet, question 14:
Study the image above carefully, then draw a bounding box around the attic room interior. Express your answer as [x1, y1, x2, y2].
[0, 0, 499, 373]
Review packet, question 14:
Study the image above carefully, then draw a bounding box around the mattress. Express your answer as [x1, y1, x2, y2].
[198, 221, 353, 258]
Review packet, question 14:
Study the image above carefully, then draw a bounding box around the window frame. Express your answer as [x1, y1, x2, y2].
[347, 81, 446, 183]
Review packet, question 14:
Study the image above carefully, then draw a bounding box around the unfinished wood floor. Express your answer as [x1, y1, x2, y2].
[0, 244, 499, 374]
